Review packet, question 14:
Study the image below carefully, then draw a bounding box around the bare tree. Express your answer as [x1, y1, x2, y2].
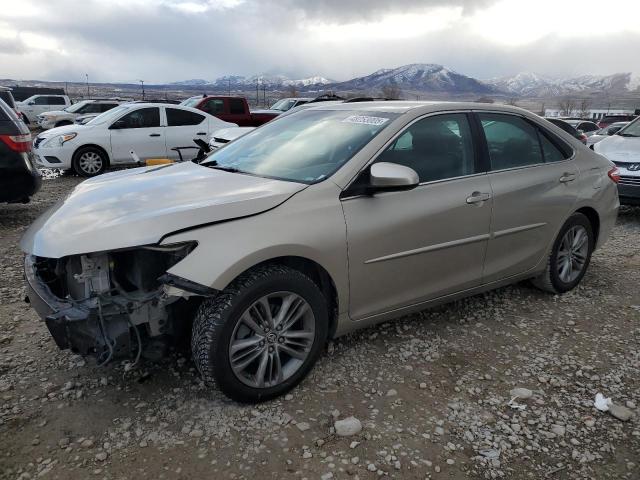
[380, 82, 402, 100]
[505, 97, 518, 106]
[286, 85, 299, 98]
[578, 98, 591, 119]
[558, 98, 576, 117]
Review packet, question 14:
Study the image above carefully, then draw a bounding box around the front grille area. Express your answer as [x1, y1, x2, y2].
[32, 256, 68, 299]
[619, 175, 640, 186]
[33, 137, 45, 149]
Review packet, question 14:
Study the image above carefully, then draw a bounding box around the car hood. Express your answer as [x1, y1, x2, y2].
[595, 135, 640, 163]
[40, 110, 69, 117]
[20, 161, 307, 258]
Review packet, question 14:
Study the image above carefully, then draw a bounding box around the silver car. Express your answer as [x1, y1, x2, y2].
[21, 102, 619, 402]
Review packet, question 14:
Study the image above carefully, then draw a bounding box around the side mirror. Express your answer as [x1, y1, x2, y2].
[369, 162, 419, 191]
[110, 119, 126, 129]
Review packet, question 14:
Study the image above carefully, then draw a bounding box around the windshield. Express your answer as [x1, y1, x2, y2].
[84, 105, 130, 125]
[202, 109, 399, 184]
[64, 101, 90, 113]
[180, 97, 201, 108]
[270, 99, 296, 112]
[617, 117, 640, 137]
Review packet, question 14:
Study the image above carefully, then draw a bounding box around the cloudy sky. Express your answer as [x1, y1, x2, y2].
[1, 0, 640, 83]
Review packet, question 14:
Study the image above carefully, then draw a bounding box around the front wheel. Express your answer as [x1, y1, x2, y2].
[72, 147, 107, 177]
[532, 213, 594, 294]
[191, 265, 328, 403]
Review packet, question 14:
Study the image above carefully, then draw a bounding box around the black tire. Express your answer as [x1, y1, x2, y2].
[532, 213, 594, 294]
[192, 264, 329, 403]
[72, 146, 107, 177]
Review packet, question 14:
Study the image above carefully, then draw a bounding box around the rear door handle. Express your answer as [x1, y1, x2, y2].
[466, 192, 492, 204]
[196, 132, 207, 136]
[149, 133, 161, 137]
[559, 172, 577, 183]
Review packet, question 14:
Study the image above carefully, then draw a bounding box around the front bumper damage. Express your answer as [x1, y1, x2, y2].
[24, 245, 213, 364]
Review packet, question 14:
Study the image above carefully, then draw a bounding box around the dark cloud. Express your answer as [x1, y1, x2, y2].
[2, 0, 638, 84]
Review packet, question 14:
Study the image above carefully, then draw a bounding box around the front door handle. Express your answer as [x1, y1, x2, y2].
[196, 131, 207, 135]
[559, 172, 577, 183]
[466, 192, 492, 205]
[149, 133, 161, 137]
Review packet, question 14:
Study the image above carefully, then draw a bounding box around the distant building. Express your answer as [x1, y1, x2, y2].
[544, 107, 636, 120]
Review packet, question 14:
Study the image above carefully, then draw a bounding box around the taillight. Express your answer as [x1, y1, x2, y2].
[579, 133, 588, 144]
[608, 166, 620, 184]
[0, 133, 32, 153]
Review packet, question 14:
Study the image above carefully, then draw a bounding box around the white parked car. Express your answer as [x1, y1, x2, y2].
[586, 122, 629, 147]
[32, 103, 235, 176]
[594, 117, 640, 205]
[16, 94, 71, 124]
[37, 99, 124, 130]
[209, 126, 255, 149]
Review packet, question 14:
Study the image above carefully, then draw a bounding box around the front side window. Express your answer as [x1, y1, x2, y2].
[100, 103, 118, 112]
[116, 107, 160, 129]
[202, 109, 398, 184]
[166, 108, 205, 126]
[376, 113, 475, 182]
[34, 96, 50, 105]
[618, 117, 640, 137]
[480, 113, 544, 170]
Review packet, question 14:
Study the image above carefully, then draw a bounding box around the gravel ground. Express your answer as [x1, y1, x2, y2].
[0, 175, 639, 480]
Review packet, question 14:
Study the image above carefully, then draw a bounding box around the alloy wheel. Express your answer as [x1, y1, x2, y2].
[78, 151, 103, 175]
[556, 225, 589, 283]
[229, 291, 316, 388]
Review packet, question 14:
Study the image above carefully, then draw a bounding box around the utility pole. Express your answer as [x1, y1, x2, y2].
[85, 74, 89, 98]
[228, 78, 230, 96]
[256, 79, 259, 106]
[139, 80, 145, 100]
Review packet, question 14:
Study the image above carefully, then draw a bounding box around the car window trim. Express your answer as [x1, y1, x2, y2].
[340, 110, 482, 199]
[471, 110, 576, 174]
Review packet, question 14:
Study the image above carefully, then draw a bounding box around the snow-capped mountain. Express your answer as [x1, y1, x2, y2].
[170, 74, 332, 89]
[487, 72, 638, 96]
[329, 64, 497, 94]
[169, 79, 210, 86]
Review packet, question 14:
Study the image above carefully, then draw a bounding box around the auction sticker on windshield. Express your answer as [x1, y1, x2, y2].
[342, 115, 390, 126]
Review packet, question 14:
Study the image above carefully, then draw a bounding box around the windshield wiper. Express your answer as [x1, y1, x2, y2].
[208, 164, 243, 173]
[618, 133, 639, 137]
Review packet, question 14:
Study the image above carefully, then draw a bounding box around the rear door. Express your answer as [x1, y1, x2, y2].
[109, 106, 166, 163]
[343, 112, 492, 319]
[164, 107, 208, 161]
[476, 112, 580, 282]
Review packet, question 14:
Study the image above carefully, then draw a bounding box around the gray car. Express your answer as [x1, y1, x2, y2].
[21, 102, 619, 402]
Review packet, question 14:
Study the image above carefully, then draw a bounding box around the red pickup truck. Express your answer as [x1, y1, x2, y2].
[180, 95, 280, 127]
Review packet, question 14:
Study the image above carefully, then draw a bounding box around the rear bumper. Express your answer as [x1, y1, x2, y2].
[24, 255, 133, 359]
[0, 153, 42, 203]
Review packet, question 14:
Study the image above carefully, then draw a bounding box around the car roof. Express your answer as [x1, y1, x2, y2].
[305, 100, 535, 115]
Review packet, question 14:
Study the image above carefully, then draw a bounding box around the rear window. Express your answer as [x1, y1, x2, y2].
[0, 90, 15, 109]
[229, 98, 245, 115]
[166, 108, 205, 126]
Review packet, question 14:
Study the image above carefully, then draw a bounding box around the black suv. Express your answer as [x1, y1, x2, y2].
[0, 98, 41, 203]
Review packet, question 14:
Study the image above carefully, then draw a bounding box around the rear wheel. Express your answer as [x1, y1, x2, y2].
[532, 213, 594, 294]
[191, 265, 328, 403]
[72, 147, 107, 177]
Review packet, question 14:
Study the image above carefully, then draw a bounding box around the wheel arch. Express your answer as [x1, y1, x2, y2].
[72, 143, 111, 167]
[574, 206, 600, 245]
[239, 256, 340, 339]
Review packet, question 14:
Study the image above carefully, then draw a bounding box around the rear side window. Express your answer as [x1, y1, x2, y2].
[538, 132, 568, 163]
[229, 98, 245, 115]
[579, 122, 598, 132]
[377, 113, 475, 182]
[100, 103, 118, 112]
[203, 99, 224, 114]
[117, 107, 160, 128]
[0, 91, 15, 109]
[166, 108, 205, 126]
[479, 113, 543, 170]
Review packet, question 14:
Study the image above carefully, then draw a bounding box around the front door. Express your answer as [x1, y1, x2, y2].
[109, 107, 166, 163]
[342, 113, 492, 320]
[476, 112, 580, 282]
